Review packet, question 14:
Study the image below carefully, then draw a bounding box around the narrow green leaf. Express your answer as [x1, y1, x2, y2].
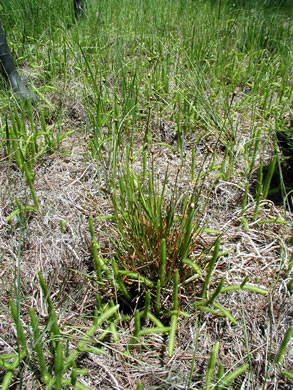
[218, 363, 249, 388]
[219, 284, 267, 295]
[5, 205, 37, 222]
[179, 204, 195, 260]
[201, 238, 220, 298]
[215, 363, 224, 390]
[207, 277, 224, 305]
[159, 239, 167, 286]
[29, 308, 50, 383]
[212, 302, 236, 324]
[183, 258, 202, 276]
[280, 370, 293, 380]
[276, 326, 293, 364]
[240, 276, 249, 288]
[263, 155, 277, 199]
[38, 272, 60, 338]
[138, 327, 170, 336]
[95, 304, 120, 328]
[173, 269, 179, 311]
[191, 145, 195, 181]
[143, 291, 151, 320]
[70, 362, 77, 386]
[118, 271, 154, 287]
[146, 312, 165, 328]
[65, 305, 119, 369]
[205, 342, 220, 390]
[155, 279, 161, 315]
[168, 314, 178, 357]
[9, 299, 27, 352]
[55, 341, 64, 390]
[134, 310, 141, 337]
[23, 162, 39, 209]
[197, 305, 224, 317]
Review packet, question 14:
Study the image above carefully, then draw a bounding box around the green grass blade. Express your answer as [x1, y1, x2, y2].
[276, 326, 293, 364]
[159, 238, 167, 286]
[207, 277, 224, 305]
[29, 308, 51, 383]
[139, 327, 170, 336]
[155, 279, 161, 315]
[217, 363, 249, 389]
[205, 342, 219, 390]
[263, 155, 277, 199]
[143, 290, 151, 320]
[201, 238, 220, 298]
[118, 271, 154, 287]
[64, 305, 119, 369]
[168, 313, 178, 357]
[212, 302, 236, 324]
[280, 370, 293, 380]
[22, 162, 39, 209]
[215, 363, 224, 390]
[9, 299, 27, 352]
[55, 341, 64, 390]
[173, 269, 179, 311]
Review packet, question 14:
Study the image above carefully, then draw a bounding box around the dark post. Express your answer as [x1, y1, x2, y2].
[0, 21, 36, 101]
[0, 1, 86, 100]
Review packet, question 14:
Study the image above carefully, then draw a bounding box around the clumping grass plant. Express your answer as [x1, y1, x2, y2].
[1, 100, 73, 215]
[88, 151, 270, 359]
[0, 0, 292, 388]
[0, 273, 119, 390]
[110, 158, 201, 290]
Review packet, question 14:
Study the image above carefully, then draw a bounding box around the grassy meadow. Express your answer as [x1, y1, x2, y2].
[0, 0, 292, 388]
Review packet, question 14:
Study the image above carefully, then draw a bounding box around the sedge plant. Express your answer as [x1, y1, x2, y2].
[0, 272, 119, 389]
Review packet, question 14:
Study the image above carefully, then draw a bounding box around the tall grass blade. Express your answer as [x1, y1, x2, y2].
[215, 363, 224, 390]
[276, 326, 293, 364]
[159, 238, 167, 287]
[29, 308, 51, 383]
[38, 272, 60, 339]
[201, 238, 220, 298]
[55, 341, 64, 390]
[263, 155, 277, 199]
[22, 162, 39, 209]
[168, 270, 179, 356]
[205, 342, 219, 390]
[155, 279, 161, 315]
[9, 299, 27, 352]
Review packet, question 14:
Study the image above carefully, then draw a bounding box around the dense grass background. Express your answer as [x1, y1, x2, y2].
[0, 0, 292, 388]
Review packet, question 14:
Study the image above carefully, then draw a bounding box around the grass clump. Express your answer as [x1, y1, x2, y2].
[0, 272, 118, 390]
[88, 152, 270, 359]
[1, 101, 73, 215]
[110, 161, 201, 292]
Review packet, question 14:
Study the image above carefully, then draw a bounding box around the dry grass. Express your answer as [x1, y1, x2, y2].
[0, 89, 292, 388]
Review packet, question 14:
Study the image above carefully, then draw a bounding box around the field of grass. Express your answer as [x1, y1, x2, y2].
[0, 0, 292, 388]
